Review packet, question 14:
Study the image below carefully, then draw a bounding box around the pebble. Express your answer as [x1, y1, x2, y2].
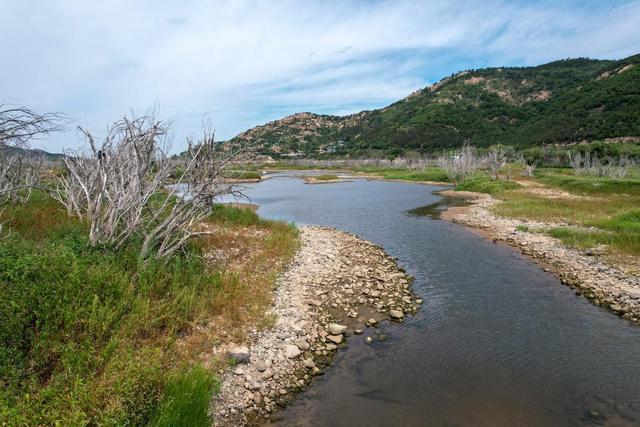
[284, 344, 301, 358]
[328, 323, 347, 335]
[255, 360, 268, 372]
[213, 226, 418, 425]
[389, 309, 404, 320]
[262, 368, 274, 379]
[326, 334, 343, 344]
[294, 339, 310, 350]
[228, 345, 251, 363]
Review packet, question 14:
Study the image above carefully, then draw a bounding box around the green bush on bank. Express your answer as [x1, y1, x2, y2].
[0, 227, 216, 425]
[0, 195, 294, 425]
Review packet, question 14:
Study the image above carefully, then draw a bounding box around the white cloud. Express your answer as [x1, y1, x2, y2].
[1, 0, 638, 152]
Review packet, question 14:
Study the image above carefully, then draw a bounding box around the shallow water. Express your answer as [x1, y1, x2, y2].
[224, 173, 640, 427]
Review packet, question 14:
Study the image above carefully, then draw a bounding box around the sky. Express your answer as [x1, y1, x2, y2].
[2, 0, 640, 153]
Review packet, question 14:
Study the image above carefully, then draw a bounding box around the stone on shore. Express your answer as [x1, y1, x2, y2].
[254, 360, 268, 372]
[213, 225, 419, 425]
[328, 323, 347, 335]
[284, 344, 301, 358]
[228, 345, 251, 363]
[389, 309, 404, 320]
[326, 334, 343, 344]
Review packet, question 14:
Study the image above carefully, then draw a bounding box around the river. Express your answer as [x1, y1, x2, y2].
[222, 172, 640, 427]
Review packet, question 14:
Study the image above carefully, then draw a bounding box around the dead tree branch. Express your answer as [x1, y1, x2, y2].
[55, 114, 243, 260]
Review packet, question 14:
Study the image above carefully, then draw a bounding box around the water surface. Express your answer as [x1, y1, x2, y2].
[225, 173, 640, 427]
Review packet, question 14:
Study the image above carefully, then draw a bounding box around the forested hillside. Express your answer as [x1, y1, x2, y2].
[231, 54, 640, 157]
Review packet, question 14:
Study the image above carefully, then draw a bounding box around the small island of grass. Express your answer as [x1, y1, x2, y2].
[304, 174, 344, 184]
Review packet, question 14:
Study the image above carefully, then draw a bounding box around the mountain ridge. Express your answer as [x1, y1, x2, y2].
[230, 54, 640, 157]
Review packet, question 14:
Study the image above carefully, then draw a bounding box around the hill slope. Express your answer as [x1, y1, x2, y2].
[231, 54, 640, 157]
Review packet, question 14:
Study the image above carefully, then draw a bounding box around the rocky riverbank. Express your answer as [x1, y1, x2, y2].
[211, 225, 420, 425]
[441, 190, 640, 325]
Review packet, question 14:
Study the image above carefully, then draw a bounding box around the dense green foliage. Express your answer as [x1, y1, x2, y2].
[148, 366, 218, 427]
[232, 54, 640, 157]
[0, 194, 295, 425]
[0, 196, 215, 424]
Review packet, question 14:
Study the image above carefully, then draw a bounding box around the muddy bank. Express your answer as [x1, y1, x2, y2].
[212, 225, 420, 425]
[440, 190, 640, 325]
[303, 176, 347, 184]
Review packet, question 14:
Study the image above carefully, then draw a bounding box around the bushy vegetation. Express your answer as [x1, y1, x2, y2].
[0, 194, 297, 425]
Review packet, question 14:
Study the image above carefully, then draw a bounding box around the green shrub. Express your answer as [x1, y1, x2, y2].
[210, 204, 263, 226]
[148, 365, 218, 427]
[455, 175, 521, 195]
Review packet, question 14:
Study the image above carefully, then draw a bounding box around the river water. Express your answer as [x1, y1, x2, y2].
[224, 172, 640, 427]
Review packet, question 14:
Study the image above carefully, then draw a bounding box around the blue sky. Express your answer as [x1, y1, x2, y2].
[2, 0, 640, 153]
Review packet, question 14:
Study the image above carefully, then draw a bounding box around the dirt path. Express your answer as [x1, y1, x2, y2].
[440, 189, 640, 325]
[212, 225, 420, 425]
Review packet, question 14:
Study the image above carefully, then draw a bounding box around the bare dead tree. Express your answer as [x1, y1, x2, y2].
[485, 147, 507, 180]
[436, 143, 482, 181]
[0, 104, 63, 203]
[0, 152, 43, 204]
[54, 113, 243, 260]
[0, 104, 64, 147]
[138, 128, 245, 260]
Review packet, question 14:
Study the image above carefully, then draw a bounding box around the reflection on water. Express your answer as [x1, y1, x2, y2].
[405, 194, 470, 219]
[221, 172, 640, 427]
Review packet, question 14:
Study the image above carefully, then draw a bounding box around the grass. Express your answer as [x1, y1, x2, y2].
[488, 170, 640, 258]
[227, 170, 262, 180]
[547, 227, 614, 250]
[535, 171, 640, 195]
[210, 203, 265, 226]
[377, 167, 450, 182]
[148, 365, 218, 427]
[455, 174, 521, 195]
[0, 193, 297, 425]
[313, 174, 340, 181]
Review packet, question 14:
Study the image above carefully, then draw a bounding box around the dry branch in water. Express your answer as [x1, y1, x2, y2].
[55, 113, 244, 260]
